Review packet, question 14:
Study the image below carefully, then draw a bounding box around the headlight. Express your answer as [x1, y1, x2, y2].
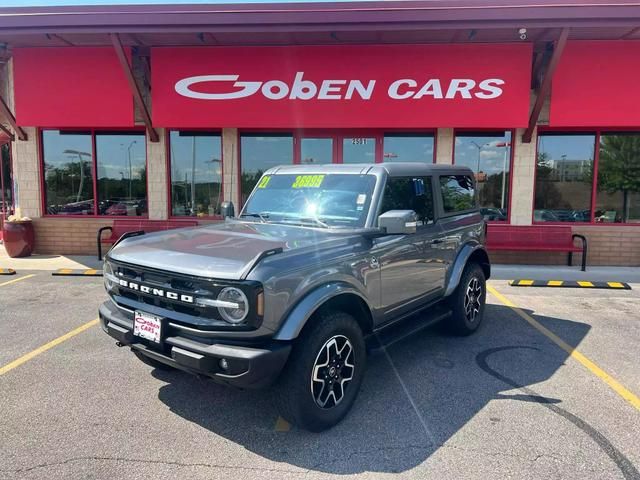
[217, 287, 249, 324]
[103, 261, 116, 291]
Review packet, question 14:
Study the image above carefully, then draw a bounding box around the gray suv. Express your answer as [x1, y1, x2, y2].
[99, 163, 490, 431]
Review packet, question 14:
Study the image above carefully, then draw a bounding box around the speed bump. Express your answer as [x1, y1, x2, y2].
[0, 268, 16, 275]
[510, 279, 631, 289]
[52, 269, 103, 277]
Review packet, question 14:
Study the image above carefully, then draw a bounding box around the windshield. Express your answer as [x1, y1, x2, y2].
[241, 173, 377, 228]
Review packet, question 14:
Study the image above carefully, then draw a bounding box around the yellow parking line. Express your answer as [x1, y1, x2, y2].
[0, 318, 99, 376]
[487, 285, 640, 412]
[0, 274, 36, 288]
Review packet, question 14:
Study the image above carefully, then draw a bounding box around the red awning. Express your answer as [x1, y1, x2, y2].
[13, 47, 135, 127]
[550, 40, 640, 127]
[152, 43, 532, 129]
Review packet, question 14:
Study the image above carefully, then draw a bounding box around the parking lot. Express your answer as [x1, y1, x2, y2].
[1, 272, 639, 480]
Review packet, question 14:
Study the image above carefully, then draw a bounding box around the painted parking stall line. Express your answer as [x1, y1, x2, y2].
[0, 318, 99, 376]
[509, 280, 631, 289]
[0, 273, 36, 287]
[487, 285, 640, 412]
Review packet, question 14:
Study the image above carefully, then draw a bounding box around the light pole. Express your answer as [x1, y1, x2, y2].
[127, 141, 137, 200]
[63, 149, 91, 203]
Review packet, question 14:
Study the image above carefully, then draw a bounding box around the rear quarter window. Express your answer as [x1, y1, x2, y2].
[440, 175, 476, 213]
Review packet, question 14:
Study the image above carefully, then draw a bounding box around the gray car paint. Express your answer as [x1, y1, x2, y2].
[107, 163, 487, 339]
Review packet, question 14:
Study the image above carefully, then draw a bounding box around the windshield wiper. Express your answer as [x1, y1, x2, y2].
[239, 212, 270, 223]
[280, 216, 330, 228]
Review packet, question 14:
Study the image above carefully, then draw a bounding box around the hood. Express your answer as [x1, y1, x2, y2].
[107, 220, 350, 280]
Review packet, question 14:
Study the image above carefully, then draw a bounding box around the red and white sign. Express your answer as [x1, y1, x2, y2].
[551, 41, 640, 127]
[152, 44, 532, 128]
[13, 47, 134, 127]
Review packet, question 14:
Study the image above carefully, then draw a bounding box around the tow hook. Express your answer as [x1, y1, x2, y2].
[115, 341, 125, 348]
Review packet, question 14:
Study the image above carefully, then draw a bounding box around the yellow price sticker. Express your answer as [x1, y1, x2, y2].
[292, 175, 325, 189]
[257, 176, 271, 188]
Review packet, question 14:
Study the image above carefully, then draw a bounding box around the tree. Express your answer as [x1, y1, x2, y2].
[598, 135, 640, 222]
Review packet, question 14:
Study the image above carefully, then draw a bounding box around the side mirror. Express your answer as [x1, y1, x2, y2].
[220, 201, 235, 218]
[378, 210, 418, 235]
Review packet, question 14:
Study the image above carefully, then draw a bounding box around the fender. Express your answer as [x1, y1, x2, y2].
[272, 282, 372, 341]
[444, 242, 490, 297]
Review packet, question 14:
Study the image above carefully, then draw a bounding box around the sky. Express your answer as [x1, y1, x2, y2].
[3, 0, 368, 6]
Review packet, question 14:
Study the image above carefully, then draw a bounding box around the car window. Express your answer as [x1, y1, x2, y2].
[440, 175, 476, 213]
[380, 176, 434, 225]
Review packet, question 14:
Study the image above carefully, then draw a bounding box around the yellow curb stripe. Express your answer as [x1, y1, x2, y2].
[0, 268, 16, 275]
[274, 416, 291, 432]
[577, 281, 594, 288]
[518, 280, 534, 286]
[84, 269, 98, 275]
[547, 280, 563, 287]
[608, 282, 625, 289]
[0, 274, 36, 288]
[57, 269, 73, 274]
[0, 319, 99, 376]
[487, 285, 640, 412]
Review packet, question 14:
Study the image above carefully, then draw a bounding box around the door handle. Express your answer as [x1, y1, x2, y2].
[431, 239, 445, 245]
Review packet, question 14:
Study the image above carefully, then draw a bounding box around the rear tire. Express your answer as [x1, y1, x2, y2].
[133, 350, 173, 371]
[275, 311, 366, 432]
[446, 263, 486, 336]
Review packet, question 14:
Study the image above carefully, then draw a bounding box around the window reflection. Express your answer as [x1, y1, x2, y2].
[1, 144, 13, 218]
[96, 132, 147, 216]
[240, 133, 293, 205]
[597, 133, 640, 223]
[301, 138, 333, 165]
[42, 130, 94, 215]
[170, 131, 222, 217]
[454, 131, 511, 221]
[342, 137, 375, 163]
[535, 134, 595, 222]
[383, 133, 434, 163]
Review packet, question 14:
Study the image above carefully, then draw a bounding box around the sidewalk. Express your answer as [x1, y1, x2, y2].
[0, 245, 101, 271]
[491, 264, 640, 283]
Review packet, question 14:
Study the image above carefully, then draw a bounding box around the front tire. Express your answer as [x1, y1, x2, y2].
[275, 311, 366, 432]
[446, 263, 486, 336]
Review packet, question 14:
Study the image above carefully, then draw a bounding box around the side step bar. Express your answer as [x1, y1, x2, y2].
[366, 305, 452, 354]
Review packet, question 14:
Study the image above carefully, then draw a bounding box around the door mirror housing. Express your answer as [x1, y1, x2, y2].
[378, 210, 418, 235]
[220, 201, 235, 218]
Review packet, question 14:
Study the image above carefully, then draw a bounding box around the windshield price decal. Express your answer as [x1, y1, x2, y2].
[292, 175, 325, 189]
[257, 176, 271, 188]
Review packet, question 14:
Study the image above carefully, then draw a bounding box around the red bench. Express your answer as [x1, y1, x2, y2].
[486, 225, 588, 271]
[97, 219, 198, 260]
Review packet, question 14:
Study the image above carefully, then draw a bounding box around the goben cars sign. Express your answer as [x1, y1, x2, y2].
[152, 44, 532, 128]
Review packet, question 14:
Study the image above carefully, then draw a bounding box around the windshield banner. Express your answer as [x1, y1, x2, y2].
[152, 44, 532, 128]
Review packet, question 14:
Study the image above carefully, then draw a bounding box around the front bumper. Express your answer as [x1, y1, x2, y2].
[99, 301, 291, 389]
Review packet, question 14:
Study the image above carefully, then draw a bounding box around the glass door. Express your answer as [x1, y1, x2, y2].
[299, 137, 334, 165]
[0, 143, 14, 238]
[341, 136, 376, 163]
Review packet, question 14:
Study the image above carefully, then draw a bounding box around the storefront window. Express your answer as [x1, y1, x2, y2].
[169, 131, 222, 217]
[342, 137, 376, 163]
[301, 138, 333, 164]
[96, 132, 147, 216]
[596, 133, 640, 223]
[383, 133, 434, 163]
[42, 130, 94, 215]
[535, 133, 595, 223]
[240, 133, 293, 204]
[454, 131, 511, 222]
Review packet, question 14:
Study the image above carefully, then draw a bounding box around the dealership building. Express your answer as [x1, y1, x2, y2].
[0, 0, 639, 265]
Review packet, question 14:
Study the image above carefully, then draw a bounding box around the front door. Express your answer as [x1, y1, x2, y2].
[373, 176, 447, 318]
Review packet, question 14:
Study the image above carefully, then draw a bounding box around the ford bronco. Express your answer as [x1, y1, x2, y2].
[99, 163, 490, 431]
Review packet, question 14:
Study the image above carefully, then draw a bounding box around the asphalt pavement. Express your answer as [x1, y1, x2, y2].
[0, 272, 639, 479]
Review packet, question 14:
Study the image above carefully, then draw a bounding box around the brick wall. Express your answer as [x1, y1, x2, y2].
[32, 217, 113, 255]
[490, 225, 640, 267]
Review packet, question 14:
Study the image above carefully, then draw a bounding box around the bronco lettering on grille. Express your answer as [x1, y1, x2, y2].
[118, 279, 194, 304]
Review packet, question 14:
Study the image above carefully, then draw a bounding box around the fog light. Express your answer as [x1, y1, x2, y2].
[219, 358, 229, 370]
